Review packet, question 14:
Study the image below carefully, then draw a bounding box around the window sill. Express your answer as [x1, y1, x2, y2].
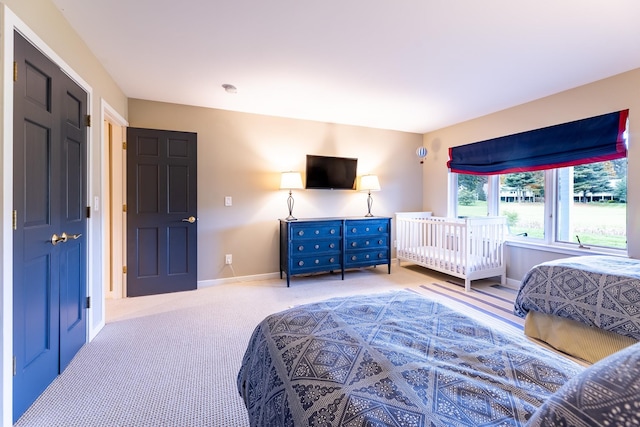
[505, 238, 628, 258]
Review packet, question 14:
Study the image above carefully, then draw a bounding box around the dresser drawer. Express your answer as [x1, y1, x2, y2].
[292, 238, 341, 255]
[346, 236, 388, 250]
[290, 254, 342, 274]
[290, 222, 342, 240]
[344, 249, 388, 268]
[344, 220, 389, 236]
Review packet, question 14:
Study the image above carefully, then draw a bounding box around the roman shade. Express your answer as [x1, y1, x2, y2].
[447, 110, 629, 175]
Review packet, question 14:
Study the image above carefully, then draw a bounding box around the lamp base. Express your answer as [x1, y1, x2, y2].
[365, 192, 374, 217]
[286, 191, 297, 221]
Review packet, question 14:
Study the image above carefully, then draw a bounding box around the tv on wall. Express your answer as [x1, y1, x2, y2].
[305, 155, 358, 190]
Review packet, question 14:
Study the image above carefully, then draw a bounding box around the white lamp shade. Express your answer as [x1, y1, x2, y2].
[359, 174, 380, 192]
[280, 171, 303, 190]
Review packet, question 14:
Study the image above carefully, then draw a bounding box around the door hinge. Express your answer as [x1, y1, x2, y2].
[13, 62, 18, 82]
[12, 210, 17, 230]
[86, 206, 91, 219]
[13, 356, 16, 376]
[123, 204, 127, 213]
[122, 141, 127, 150]
[86, 296, 91, 309]
[85, 115, 91, 127]
[123, 266, 127, 274]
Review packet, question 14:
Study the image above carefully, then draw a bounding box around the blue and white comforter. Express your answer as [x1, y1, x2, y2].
[237, 291, 582, 427]
[514, 255, 640, 340]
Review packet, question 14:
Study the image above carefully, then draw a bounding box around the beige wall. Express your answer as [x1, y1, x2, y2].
[422, 68, 640, 281]
[128, 99, 424, 283]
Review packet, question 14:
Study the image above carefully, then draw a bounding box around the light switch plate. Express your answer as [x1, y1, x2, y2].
[224, 196, 232, 206]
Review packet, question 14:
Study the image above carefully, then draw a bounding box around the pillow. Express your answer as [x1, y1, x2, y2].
[527, 341, 640, 426]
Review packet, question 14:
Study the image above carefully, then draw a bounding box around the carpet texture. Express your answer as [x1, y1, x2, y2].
[14, 265, 521, 426]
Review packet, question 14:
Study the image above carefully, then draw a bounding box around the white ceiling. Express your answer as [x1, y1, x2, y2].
[51, 0, 640, 134]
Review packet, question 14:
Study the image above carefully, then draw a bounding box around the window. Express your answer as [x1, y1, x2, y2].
[456, 175, 488, 217]
[448, 110, 628, 251]
[555, 158, 627, 249]
[499, 171, 545, 239]
[452, 158, 627, 250]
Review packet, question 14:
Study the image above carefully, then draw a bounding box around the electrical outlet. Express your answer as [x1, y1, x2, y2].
[225, 254, 232, 265]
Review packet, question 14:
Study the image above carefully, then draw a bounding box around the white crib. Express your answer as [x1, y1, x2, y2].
[395, 212, 506, 291]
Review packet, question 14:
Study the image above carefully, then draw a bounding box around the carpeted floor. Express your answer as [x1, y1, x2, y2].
[14, 264, 523, 427]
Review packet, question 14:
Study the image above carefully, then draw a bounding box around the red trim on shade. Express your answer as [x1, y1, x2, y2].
[617, 109, 629, 153]
[450, 152, 626, 176]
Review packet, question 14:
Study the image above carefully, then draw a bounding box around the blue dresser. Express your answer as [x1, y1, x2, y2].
[279, 217, 391, 287]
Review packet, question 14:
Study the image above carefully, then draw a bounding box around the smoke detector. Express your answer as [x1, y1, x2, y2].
[222, 83, 237, 94]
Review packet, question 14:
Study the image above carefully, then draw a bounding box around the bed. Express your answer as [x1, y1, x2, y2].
[395, 212, 506, 291]
[514, 255, 640, 363]
[237, 290, 603, 426]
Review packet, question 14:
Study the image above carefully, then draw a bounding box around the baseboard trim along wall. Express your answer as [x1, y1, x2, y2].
[197, 260, 523, 290]
[198, 272, 281, 288]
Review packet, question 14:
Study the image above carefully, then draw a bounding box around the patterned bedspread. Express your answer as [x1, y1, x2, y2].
[237, 291, 582, 427]
[514, 255, 640, 340]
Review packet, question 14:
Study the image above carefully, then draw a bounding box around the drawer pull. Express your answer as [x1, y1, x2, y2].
[378, 253, 384, 258]
[329, 257, 335, 263]
[351, 242, 357, 247]
[378, 239, 383, 244]
[315, 259, 320, 264]
[351, 228, 357, 233]
[298, 260, 304, 266]
[315, 230, 320, 235]
[329, 243, 335, 249]
[365, 227, 370, 232]
[365, 254, 370, 259]
[378, 226, 384, 232]
[365, 240, 370, 246]
[330, 229, 336, 234]
[315, 244, 320, 249]
[298, 245, 304, 251]
[298, 230, 304, 236]
[351, 255, 357, 261]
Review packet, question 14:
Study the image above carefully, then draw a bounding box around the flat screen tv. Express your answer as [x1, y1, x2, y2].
[305, 155, 358, 190]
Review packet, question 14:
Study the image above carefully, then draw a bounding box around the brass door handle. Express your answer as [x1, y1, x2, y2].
[51, 232, 82, 245]
[62, 232, 83, 240]
[50, 233, 66, 245]
[181, 216, 196, 223]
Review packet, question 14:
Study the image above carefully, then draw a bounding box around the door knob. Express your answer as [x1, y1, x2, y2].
[182, 216, 196, 223]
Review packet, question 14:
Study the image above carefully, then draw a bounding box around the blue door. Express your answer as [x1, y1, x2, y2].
[12, 32, 88, 422]
[126, 128, 198, 297]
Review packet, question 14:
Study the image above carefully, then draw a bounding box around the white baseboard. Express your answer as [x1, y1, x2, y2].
[198, 272, 281, 288]
[198, 266, 523, 290]
[505, 278, 521, 290]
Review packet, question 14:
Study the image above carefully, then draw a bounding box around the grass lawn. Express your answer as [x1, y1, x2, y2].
[458, 201, 626, 249]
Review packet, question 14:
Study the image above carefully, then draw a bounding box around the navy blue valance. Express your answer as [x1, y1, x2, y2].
[448, 110, 629, 175]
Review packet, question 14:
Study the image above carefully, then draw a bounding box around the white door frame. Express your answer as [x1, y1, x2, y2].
[101, 101, 128, 300]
